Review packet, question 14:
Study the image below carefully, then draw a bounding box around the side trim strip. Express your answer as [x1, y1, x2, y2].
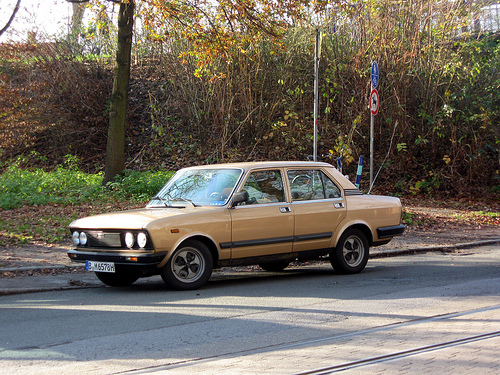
[220, 236, 294, 249]
[294, 232, 333, 242]
[220, 232, 333, 249]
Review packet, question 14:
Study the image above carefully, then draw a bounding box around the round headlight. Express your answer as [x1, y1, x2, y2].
[125, 232, 135, 248]
[137, 232, 147, 248]
[79, 232, 87, 246]
[72, 231, 80, 245]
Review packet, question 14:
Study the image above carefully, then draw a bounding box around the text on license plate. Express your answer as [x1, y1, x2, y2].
[86, 261, 115, 273]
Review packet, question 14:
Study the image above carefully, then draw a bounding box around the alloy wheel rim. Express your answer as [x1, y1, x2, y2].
[342, 235, 364, 267]
[171, 247, 205, 283]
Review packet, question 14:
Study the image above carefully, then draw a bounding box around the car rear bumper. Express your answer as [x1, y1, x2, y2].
[377, 224, 406, 239]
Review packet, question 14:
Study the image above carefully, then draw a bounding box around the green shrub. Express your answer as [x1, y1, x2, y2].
[0, 161, 173, 210]
[105, 169, 175, 202]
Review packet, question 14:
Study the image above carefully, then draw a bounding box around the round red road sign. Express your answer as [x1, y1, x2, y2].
[370, 89, 379, 115]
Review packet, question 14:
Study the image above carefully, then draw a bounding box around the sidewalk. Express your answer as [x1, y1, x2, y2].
[1, 233, 499, 296]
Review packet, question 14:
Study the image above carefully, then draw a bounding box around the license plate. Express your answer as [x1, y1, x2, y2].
[86, 261, 115, 273]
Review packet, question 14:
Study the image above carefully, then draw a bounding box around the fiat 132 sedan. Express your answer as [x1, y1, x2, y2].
[68, 161, 405, 290]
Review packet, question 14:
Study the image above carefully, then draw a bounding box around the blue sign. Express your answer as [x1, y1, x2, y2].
[371, 61, 379, 88]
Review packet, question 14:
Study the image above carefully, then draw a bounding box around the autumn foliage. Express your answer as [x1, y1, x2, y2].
[0, 0, 499, 198]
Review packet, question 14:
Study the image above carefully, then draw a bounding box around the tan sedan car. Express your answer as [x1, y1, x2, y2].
[68, 161, 405, 290]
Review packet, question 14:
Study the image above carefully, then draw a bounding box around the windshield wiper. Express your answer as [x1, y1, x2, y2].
[150, 194, 196, 208]
[150, 196, 171, 207]
[171, 196, 197, 207]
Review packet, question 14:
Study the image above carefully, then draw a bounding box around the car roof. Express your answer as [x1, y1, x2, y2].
[183, 161, 334, 171]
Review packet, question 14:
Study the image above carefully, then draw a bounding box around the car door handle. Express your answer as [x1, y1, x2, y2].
[279, 207, 292, 213]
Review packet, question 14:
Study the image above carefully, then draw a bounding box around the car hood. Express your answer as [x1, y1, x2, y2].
[69, 206, 214, 230]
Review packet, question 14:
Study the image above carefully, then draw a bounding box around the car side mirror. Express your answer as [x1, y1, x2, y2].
[231, 191, 249, 208]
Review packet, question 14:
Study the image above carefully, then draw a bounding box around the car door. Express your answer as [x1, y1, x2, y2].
[228, 169, 294, 259]
[287, 169, 347, 252]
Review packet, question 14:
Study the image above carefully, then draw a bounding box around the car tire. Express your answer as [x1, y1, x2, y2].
[161, 240, 213, 290]
[330, 228, 369, 274]
[95, 270, 140, 286]
[259, 260, 290, 272]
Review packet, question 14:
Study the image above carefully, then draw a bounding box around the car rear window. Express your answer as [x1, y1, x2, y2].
[287, 169, 341, 201]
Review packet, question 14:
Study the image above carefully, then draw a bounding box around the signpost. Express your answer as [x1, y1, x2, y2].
[369, 61, 379, 189]
[313, 29, 321, 162]
[371, 61, 379, 88]
[370, 89, 379, 115]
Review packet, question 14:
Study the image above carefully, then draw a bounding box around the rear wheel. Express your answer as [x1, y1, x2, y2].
[95, 270, 139, 286]
[161, 240, 213, 290]
[259, 260, 290, 272]
[330, 228, 369, 274]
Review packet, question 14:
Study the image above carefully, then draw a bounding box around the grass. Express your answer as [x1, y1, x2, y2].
[0, 160, 174, 246]
[0, 159, 174, 210]
[475, 211, 498, 219]
[401, 211, 420, 226]
[0, 202, 146, 247]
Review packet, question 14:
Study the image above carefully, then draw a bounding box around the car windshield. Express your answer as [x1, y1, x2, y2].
[147, 168, 243, 207]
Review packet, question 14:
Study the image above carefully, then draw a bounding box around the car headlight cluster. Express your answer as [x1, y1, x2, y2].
[125, 231, 148, 249]
[71, 230, 148, 249]
[72, 231, 88, 246]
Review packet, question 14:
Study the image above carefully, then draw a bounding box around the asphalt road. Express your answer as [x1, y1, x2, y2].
[0, 245, 499, 374]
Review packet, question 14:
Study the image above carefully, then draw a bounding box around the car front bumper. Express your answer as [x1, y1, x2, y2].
[68, 249, 168, 271]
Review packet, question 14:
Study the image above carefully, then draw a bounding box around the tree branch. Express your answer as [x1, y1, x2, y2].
[0, 0, 21, 37]
[66, 0, 120, 4]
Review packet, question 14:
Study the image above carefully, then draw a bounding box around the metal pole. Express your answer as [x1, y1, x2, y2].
[370, 112, 374, 189]
[313, 28, 320, 162]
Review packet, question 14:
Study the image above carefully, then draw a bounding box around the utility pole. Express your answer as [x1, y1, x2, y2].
[369, 61, 379, 189]
[313, 29, 321, 162]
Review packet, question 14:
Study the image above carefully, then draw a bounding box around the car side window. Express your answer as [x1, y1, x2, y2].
[241, 170, 285, 204]
[288, 169, 341, 201]
[323, 172, 342, 198]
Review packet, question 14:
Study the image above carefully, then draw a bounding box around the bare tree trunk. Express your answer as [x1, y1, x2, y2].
[70, 2, 87, 40]
[103, 0, 134, 184]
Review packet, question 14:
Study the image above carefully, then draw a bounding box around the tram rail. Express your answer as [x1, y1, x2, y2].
[122, 304, 500, 374]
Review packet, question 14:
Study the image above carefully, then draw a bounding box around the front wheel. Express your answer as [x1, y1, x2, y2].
[330, 228, 369, 274]
[161, 240, 213, 290]
[95, 270, 140, 286]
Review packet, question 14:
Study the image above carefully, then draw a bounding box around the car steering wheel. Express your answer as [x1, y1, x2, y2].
[209, 192, 228, 201]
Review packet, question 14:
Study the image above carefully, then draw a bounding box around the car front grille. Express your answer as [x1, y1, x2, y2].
[86, 231, 122, 248]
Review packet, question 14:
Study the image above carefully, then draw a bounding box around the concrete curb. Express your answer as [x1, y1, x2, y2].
[0, 264, 85, 273]
[0, 272, 102, 296]
[1, 239, 499, 295]
[370, 238, 500, 258]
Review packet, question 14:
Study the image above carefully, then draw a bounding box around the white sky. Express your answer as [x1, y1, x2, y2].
[1, 0, 74, 41]
[2, 0, 500, 43]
